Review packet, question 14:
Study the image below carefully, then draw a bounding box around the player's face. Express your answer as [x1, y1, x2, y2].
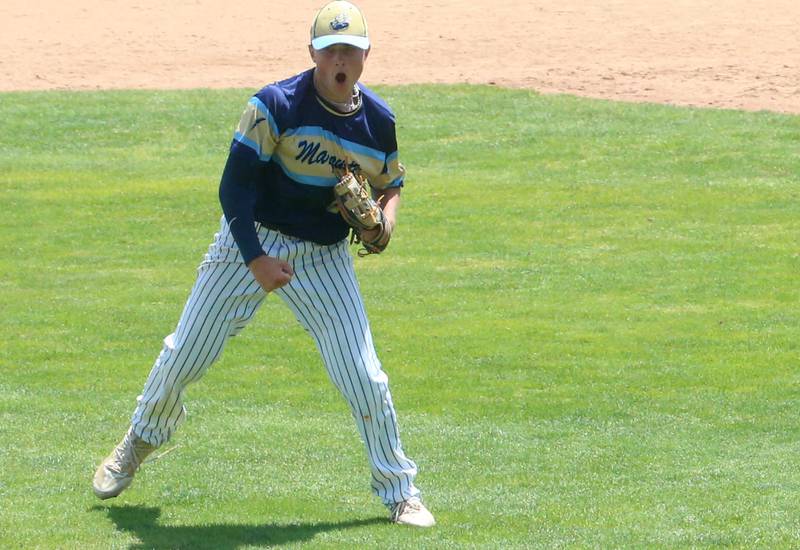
[309, 44, 370, 103]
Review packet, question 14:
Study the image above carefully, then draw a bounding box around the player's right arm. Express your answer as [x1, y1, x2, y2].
[219, 90, 293, 291]
[218, 153, 265, 265]
[218, 155, 293, 291]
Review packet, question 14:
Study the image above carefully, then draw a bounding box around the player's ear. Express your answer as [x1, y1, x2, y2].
[364, 47, 370, 61]
[308, 44, 316, 62]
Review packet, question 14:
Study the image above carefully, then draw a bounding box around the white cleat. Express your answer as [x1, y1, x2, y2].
[93, 427, 156, 500]
[390, 497, 436, 527]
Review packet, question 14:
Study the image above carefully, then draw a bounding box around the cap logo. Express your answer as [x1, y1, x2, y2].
[330, 13, 350, 31]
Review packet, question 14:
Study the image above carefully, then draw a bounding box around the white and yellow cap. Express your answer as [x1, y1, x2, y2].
[310, 1, 370, 50]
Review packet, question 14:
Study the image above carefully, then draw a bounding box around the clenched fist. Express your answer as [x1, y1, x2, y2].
[248, 255, 294, 292]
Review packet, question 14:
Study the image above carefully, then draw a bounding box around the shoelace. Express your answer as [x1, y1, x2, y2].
[392, 499, 422, 521]
[108, 432, 151, 476]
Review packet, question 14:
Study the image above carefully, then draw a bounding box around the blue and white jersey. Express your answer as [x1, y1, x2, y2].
[228, 68, 405, 245]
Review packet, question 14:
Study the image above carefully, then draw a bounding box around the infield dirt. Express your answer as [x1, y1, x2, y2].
[1, 0, 798, 113]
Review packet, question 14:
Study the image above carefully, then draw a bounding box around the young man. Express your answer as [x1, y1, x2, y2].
[92, 0, 435, 528]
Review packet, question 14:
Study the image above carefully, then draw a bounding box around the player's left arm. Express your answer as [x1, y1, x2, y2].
[377, 186, 401, 231]
[350, 106, 405, 253]
[365, 140, 404, 241]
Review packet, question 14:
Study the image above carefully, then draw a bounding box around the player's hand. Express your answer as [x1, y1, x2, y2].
[358, 216, 394, 255]
[360, 226, 381, 242]
[248, 255, 294, 292]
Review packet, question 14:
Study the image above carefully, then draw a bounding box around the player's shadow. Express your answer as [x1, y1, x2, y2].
[93, 504, 385, 549]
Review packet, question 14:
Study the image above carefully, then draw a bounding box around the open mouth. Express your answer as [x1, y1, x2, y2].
[335, 72, 346, 84]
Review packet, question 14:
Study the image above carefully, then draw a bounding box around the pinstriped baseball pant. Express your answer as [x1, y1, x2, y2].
[130, 217, 420, 505]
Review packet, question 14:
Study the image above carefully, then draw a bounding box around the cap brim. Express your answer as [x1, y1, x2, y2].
[311, 34, 370, 50]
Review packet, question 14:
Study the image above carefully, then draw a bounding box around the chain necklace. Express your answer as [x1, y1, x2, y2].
[319, 85, 362, 113]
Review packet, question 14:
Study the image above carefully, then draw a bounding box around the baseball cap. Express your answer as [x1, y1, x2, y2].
[310, 1, 370, 50]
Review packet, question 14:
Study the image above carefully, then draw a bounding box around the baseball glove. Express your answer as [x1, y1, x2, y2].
[333, 166, 392, 255]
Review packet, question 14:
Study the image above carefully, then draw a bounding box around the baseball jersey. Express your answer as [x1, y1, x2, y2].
[219, 68, 405, 264]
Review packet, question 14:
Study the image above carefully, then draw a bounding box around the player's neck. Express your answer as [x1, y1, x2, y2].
[316, 85, 361, 114]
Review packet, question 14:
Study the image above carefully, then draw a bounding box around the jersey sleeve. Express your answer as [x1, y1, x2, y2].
[221, 88, 285, 265]
[230, 92, 283, 162]
[218, 153, 264, 265]
[381, 151, 405, 189]
[372, 113, 406, 190]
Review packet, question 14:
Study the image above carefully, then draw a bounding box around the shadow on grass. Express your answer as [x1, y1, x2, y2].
[92, 504, 386, 549]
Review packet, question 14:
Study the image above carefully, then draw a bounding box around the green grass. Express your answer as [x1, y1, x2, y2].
[1, 85, 799, 548]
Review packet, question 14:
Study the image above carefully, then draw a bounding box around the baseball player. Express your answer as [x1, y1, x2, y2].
[92, 0, 435, 528]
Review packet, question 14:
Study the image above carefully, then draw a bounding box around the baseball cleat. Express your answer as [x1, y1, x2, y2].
[390, 497, 436, 527]
[92, 427, 156, 500]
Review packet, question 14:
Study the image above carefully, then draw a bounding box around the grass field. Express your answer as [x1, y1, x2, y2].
[1, 85, 799, 548]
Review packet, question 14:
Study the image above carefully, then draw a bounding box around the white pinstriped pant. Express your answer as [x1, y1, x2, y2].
[130, 216, 420, 505]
